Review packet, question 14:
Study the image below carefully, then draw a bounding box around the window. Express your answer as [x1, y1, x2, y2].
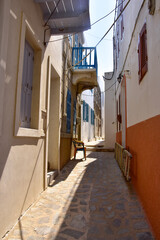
[82, 101, 89, 122]
[83, 101, 86, 121]
[138, 23, 148, 83]
[14, 13, 43, 137]
[73, 99, 76, 135]
[91, 109, 94, 125]
[117, 95, 121, 132]
[66, 89, 71, 133]
[86, 103, 89, 122]
[20, 41, 34, 128]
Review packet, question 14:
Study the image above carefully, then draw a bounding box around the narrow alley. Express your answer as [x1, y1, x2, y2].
[3, 151, 154, 240]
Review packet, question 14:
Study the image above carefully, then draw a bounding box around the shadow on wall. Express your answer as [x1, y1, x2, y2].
[0, 137, 39, 181]
[0, 140, 44, 240]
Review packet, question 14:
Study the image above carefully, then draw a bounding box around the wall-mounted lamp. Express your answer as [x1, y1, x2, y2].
[117, 73, 123, 83]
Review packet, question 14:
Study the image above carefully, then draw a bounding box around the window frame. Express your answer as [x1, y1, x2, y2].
[14, 13, 43, 137]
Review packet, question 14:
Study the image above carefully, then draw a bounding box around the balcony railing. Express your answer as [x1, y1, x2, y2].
[72, 47, 98, 73]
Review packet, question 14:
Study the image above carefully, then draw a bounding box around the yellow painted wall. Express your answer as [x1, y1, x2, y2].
[0, 0, 62, 237]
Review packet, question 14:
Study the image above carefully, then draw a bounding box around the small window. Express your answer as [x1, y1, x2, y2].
[138, 23, 148, 83]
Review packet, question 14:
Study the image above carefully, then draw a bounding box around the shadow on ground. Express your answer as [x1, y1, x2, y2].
[47, 152, 154, 240]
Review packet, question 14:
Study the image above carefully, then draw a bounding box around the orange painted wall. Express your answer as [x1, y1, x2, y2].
[127, 115, 160, 239]
[116, 131, 122, 145]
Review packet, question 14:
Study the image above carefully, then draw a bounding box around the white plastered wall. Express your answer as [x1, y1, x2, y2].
[115, 0, 160, 128]
[104, 72, 116, 148]
[81, 90, 94, 142]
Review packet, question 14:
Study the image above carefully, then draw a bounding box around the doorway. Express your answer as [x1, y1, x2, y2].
[44, 57, 61, 188]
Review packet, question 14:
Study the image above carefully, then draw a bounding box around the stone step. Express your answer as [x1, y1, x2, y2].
[86, 147, 114, 152]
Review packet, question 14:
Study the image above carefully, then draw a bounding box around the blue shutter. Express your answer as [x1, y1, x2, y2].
[66, 89, 71, 133]
[73, 99, 76, 135]
[91, 109, 94, 125]
[86, 104, 89, 122]
[91, 109, 93, 124]
[20, 40, 34, 128]
[83, 101, 85, 121]
[93, 109, 94, 124]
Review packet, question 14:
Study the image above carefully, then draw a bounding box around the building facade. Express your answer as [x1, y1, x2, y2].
[112, 0, 160, 238]
[104, 72, 116, 149]
[94, 84, 102, 140]
[81, 90, 95, 142]
[0, 0, 95, 237]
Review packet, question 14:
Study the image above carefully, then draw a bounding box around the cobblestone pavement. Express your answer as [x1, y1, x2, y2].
[3, 152, 154, 240]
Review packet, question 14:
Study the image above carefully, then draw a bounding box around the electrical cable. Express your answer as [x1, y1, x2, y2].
[44, 0, 126, 44]
[44, 0, 61, 27]
[43, 0, 131, 96]
[115, 0, 145, 95]
[103, 73, 114, 81]
[91, 0, 126, 27]
[68, 0, 131, 71]
[95, 0, 131, 48]
[82, 80, 117, 97]
[85, 32, 112, 41]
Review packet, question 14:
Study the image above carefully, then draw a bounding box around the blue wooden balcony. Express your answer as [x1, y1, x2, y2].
[72, 47, 98, 93]
[72, 47, 98, 72]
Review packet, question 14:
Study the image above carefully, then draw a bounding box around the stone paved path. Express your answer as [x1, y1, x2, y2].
[3, 152, 154, 240]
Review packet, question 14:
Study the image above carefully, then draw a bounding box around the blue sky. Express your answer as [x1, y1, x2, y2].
[84, 0, 116, 89]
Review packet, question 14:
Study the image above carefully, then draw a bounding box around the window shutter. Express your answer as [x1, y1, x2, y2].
[20, 42, 28, 126]
[83, 101, 85, 121]
[73, 99, 76, 135]
[26, 42, 34, 127]
[93, 110, 94, 125]
[138, 23, 148, 83]
[141, 23, 148, 78]
[86, 104, 89, 122]
[138, 36, 141, 79]
[20, 41, 34, 128]
[91, 109, 94, 125]
[91, 109, 92, 125]
[66, 89, 71, 133]
[73, 100, 76, 125]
